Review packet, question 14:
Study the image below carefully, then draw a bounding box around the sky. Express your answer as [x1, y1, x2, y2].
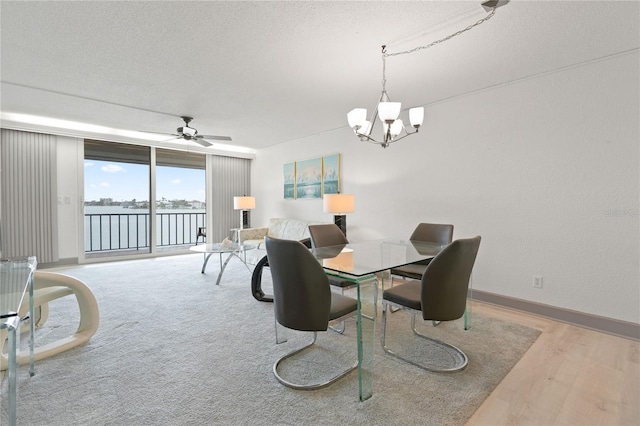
[84, 160, 205, 202]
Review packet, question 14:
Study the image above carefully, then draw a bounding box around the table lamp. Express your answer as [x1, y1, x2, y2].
[233, 196, 256, 229]
[323, 193, 354, 236]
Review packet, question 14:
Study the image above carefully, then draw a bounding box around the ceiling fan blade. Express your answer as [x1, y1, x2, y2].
[193, 139, 213, 148]
[159, 136, 183, 143]
[198, 134, 232, 142]
[138, 130, 177, 137]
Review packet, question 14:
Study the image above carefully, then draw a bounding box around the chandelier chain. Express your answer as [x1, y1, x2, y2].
[383, 7, 496, 59]
[382, 50, 387, 93]
[380, 7, 496, 93]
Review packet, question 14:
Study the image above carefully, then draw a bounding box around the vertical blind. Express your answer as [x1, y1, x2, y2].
[209, 155, 251, 243]
[156, 148, 206, 170]
[0, 129, 59, 263]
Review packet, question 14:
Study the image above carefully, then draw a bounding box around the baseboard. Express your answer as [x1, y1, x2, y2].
[38, 257, 79, 269]
[471, 290, 640, 341]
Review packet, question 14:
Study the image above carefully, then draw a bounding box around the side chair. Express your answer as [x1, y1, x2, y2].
[390, 222, 454, 280]
[381, 236, 481, 373]
[195, 227, 206, 245]
[265, 236, 359, 390]
[308, 223, 358, 334]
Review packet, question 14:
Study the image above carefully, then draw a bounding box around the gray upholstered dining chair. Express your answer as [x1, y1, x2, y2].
[381, 236, 481, 373]
[390, 223, 454, 280]
[265, 236, 359, 390]
[308, 224, 358, 333]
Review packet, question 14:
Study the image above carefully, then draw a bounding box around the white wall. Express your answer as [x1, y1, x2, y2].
[252, 51, 639, 324]
[56, 136, 82, 260]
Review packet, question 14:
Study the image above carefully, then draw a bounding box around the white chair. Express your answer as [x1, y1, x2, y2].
[0, 271, 99, 370]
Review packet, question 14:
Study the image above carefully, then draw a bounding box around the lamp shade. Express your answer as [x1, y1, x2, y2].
[347, 108, 367, 129]
[356, 120, 372, 136]
[378, 102, 401, 123]
[233, 196, 255, 210]
[323, 193, 355, 214]
[390, 119, 404, 137]
[409, 107, 424, 128]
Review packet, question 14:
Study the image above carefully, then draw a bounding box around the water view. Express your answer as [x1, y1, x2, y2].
[84, 158, 206, 253]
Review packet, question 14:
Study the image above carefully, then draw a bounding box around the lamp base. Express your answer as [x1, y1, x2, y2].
[334, 215, 347, 236]
[240, 210, 250, 229]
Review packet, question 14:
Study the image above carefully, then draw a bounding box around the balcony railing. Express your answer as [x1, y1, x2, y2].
[85, 212, 206, 252]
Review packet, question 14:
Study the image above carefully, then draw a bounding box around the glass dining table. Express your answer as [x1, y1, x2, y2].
[309, 239, 447, 401]
[1, 257, 37, 426]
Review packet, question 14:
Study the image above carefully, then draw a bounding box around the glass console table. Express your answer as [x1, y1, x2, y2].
[309, 239, 447, 401]
[1, 257, 37, 426]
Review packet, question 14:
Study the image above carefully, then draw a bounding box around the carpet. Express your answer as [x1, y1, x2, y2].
[1, 254, 540, 425]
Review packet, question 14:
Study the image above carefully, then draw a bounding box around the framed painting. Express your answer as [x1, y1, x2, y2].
[283, 162, 296, 199]
[322, 154, 340, 195]
[295, 157, 322, 199]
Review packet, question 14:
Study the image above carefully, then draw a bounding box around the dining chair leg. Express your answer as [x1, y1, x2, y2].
[274, 306, 288, 344]
[381, 301, 468, 373]
[328, 320, 345, 334]
[273, 331, 358, 390]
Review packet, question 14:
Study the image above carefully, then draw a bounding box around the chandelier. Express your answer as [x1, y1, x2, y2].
[347, 0, 509, 148]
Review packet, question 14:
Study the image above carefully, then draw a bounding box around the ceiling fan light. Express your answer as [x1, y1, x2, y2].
[378, 102, 401, 123]
[178, 126, 197, 137]
[409, 107, 424, 128]
[347, 108, 367, 129]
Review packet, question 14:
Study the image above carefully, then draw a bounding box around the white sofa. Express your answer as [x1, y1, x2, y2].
[238, 217, 325, 263]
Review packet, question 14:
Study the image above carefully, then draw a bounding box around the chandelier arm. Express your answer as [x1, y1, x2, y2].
[356, 126, 418, 145]
[355, 132, 383, 145]
[384, 131, 417, 145]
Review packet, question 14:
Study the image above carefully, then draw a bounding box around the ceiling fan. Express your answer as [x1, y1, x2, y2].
[157, 116, 232, 147]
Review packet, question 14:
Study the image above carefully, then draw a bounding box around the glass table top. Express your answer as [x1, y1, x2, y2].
[190, 243, 257, 254]
[1, 257, 37, 321]
[310, 239, 447, 277]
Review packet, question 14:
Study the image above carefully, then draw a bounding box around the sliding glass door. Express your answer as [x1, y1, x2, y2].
[82, 139, 249, 261]
[84, 140, 151, 257]
[155, 149, 206, 249]
[83, 141, 209, 259]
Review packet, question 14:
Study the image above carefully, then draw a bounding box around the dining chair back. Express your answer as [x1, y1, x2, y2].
[390, 222, 454, 280]
[308, 223, 348, 249]
[308, 223, 357, 334]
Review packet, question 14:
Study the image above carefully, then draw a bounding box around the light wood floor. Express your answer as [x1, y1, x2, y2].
[465, 301, 640, 426]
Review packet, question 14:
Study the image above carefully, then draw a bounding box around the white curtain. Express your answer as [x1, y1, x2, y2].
[0, 129, 58, 263]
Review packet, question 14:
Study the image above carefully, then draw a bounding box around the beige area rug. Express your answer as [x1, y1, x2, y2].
[1, 254, 540, 425]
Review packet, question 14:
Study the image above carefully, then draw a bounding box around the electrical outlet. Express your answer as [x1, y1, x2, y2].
[533, 276, 543, 288]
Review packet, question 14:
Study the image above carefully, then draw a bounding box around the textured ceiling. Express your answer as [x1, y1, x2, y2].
[1, 1, 638, 152]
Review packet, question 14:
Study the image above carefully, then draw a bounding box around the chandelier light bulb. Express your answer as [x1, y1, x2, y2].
[390, 119, 404, 137]
[378, 102, 401, 123]
[347, 108, 367, 129]
[356, 120, 372, 136]
[409, 107, 424, 128]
